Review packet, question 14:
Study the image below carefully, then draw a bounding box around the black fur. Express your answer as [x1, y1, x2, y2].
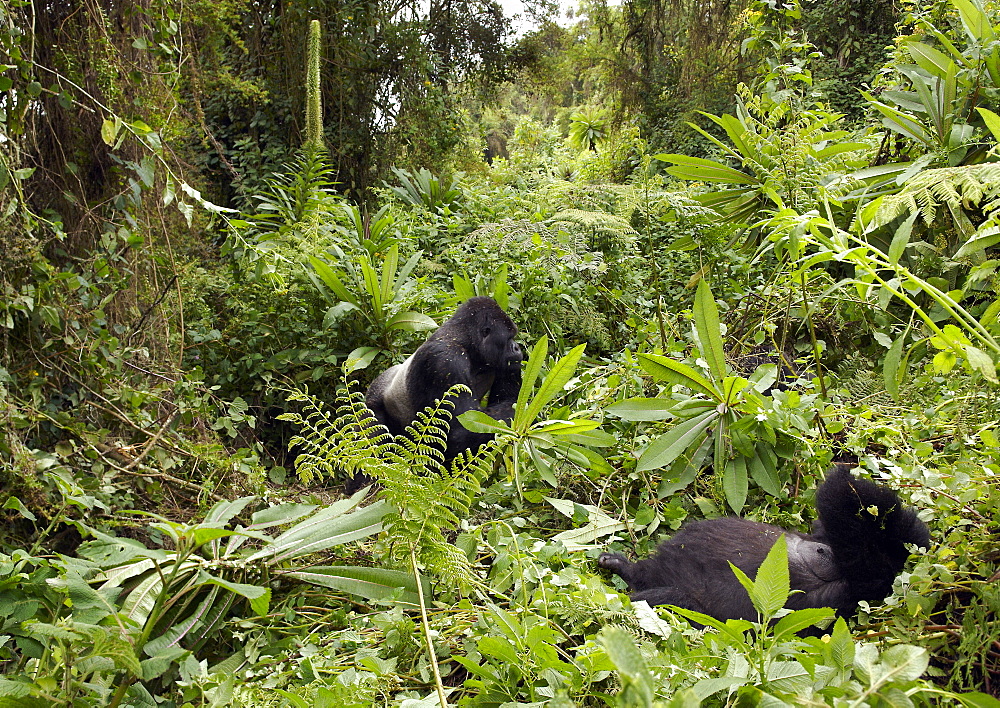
[365, 297, 523, 461]
[599, 465, 929, 622]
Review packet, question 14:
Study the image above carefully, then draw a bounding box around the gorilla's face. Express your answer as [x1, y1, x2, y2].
[480, 324, 522, 369]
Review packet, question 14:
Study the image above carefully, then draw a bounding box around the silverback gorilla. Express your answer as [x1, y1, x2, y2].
[599, 465, 929, 622]
[366, 297, 523, 462]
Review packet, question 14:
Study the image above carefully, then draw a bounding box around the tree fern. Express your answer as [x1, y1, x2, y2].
[547, 208, 638, 259]
[280, 385, 492, 593]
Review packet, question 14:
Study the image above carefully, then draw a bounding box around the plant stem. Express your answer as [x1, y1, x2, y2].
[411, 547, 448, 708]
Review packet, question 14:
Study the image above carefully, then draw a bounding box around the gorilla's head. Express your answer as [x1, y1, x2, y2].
[477, 312, 522, 370]
[449, 296, 522, 369]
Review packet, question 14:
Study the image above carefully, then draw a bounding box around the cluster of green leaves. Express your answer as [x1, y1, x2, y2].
[0, 493, 402, 705]
[608, 281, 821, 512]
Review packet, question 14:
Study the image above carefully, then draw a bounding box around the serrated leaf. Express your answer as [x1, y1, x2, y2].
[753, 534, 791, 618]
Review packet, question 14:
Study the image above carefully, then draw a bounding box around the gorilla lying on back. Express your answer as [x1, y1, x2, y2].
[599, 465, 929, 622]
[366, 297, 523, 462]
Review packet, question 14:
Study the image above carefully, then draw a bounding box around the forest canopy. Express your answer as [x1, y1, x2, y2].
[2, 0, 1000, 704]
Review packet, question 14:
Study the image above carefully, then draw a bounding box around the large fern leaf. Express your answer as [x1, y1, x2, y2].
[280, 385, 494, 592]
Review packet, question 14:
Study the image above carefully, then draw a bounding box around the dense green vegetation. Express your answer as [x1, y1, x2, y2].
[3, 0, 1000, 704]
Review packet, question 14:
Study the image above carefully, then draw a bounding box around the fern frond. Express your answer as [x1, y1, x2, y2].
[864, 163, 1000, 232]
[280, 384, 493, 593]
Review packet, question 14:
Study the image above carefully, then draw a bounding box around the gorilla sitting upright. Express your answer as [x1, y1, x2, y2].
[366, 296, 523, 462]
[599, 465, 929, 622]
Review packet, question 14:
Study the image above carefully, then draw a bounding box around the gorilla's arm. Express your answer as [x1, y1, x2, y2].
[407, 340, 509, 460]
[485, 364, 521, 423]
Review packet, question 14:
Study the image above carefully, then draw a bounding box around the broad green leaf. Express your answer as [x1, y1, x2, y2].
[360, 257, 382, 311]
[965, 344, 998, 382]
[955, 225, 1000, 258]
[2, 497, 36, 521]
[532, 419, 600, 434]
[282, 566, 423, 606]
[753, 534, 790, 617]
[828, 617, 855, 667]
[749, 448, 782, 497]
[729, 562, 759, 612]
[668, 605, 754, 641]
[773, 607, 835, 640]
[877, 644, 930, 683]
[275, 690, 310, 708]
[140, 646, 187, 681]
[191, 527, 235, 547]
[100, 118, 119, 146]
[813, 142, 870, 159]
[907, 41, 957, 78]
[386, 310, 437, 332]
[479, 636, 520, 665]
[976, 107, 1000, 142]
[380, 244, 399, 305]
[723, 454, 748, 513]
[630, 600, 673, 638]
[530, 442, 557, 485]
[765, 660, 813, 693]
[956, 693, 1000, 708]
[523, 343, 585, 425]
[344, 345, 379, 373]
[204, 496, 256, 525]
[953, 0, 995, 42]
[249, 499, 388, 563]
[888, 211, 918, 265]
[515, 336, 548, 423]
[694, 279, 727, 380]
[200, 573, 270, 615]
[637, 353, 722, 401]
[598, 627, 656, 708]
[884, 328, 909, 401]
[657, 154, 759, 184]
[457, 409, 510, 434]
[658, 436, 712, 498]
[552, 509, 627, 549]
[250, 503, 319, 528]
[636, 410, 716, 472]
[720, 376, 749, 405]
[308, 256, 357, 305]
[605, 397, 676, 421]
